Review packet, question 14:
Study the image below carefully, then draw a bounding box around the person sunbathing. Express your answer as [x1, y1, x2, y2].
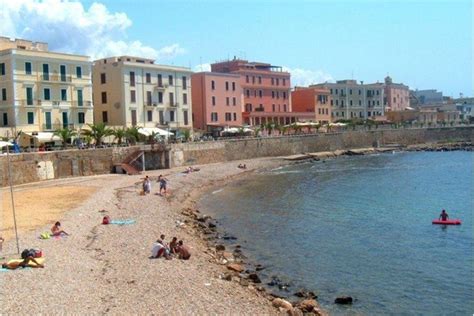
[176, 240, 191, 260]
[2, 252, 44, 269]
[51, 221, 69, 236]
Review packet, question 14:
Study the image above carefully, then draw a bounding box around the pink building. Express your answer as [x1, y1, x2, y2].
[211, 58, 292, 126]
[384, 76, 410, 111]
[291, 87, 332, 124]
[191, 72, 242, 133]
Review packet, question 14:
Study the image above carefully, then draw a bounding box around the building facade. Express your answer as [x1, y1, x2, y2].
[0, 37, 93, 133]
[291, 87, 332, 124]
[211, 58, 292, 126]
[92, 56, 192, 134]
[383, 76, 410, 111]
[311, 80, 385, 120]
[191, 72, 243, 133]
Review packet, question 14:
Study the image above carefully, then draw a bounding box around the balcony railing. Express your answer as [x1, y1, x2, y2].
[42, 123, 80, 131]
[167, 102, 179, 107]
[155, 83, 169, 89]
[71, 100, 93, 107]
[41, 74, 73, 83]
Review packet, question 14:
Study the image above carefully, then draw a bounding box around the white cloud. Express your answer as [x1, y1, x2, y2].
[193, 63, 211, 72]
[0, 0, 185, 61]
[283, 67, 334, 87]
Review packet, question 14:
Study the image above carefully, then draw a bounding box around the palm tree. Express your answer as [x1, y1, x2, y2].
[82, 123, 113, 146]
[112, 128, 126, 145]
[125, 126, 141, 145]
[182, 129, 191, 141]
[254, 127, 261, 137]
[54, 127, 77, 149]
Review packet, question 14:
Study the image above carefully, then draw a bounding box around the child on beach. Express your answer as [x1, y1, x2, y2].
[51, 222, 69, 236]
[143, 176, 151, 194]
[157, 175, 168, 195]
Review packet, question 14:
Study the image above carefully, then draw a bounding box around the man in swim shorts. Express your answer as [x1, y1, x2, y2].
[439, 209, 449, 221]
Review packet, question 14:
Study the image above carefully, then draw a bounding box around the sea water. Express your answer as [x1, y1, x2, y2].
[199, 151, 473, 315]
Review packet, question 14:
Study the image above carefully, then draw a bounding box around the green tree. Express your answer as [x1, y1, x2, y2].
[112, 128, 127, 145]
[182, 129, 191, 141]
[53, 127, 77, 149]
[82, 123, 113, 146]
[125, 126, 141, 145]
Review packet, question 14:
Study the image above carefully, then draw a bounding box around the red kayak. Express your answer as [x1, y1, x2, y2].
[432, 219, 462, 225]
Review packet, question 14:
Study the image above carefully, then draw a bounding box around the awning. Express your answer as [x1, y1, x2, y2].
[328, 122, 347, 127]
[138, 127, 173, 137]
[26, 132, 61, 142]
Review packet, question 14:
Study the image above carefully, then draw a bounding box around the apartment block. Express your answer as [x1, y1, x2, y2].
[312, 80, 385, 120]
[383, 76, 409, 111]
[92, 56, 192, 133]
[211, 58, 293, 126]
[291, 87, 332, 124]
[0, 37, 93, 132]
[191, 72, 243, 132]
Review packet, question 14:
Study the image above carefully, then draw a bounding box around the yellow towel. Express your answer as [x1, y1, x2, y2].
[7, 258, 45, 267]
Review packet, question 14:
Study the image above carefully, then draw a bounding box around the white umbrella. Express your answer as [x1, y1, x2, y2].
[0, 140, 13, 147]
[138, 127, 173, 136]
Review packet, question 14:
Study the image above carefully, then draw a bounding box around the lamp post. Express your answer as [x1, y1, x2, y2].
[5, 131, 20, 254]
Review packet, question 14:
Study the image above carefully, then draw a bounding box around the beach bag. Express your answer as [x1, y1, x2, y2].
[102, 216, 110, 225]
[40, 232, 51, 239]
[33, 249, 42, 258]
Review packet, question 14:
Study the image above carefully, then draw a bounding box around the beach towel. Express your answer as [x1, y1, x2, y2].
[40, 232, 51, 239]
[109, 219, 136, 225]
[1, 257, 46, 271]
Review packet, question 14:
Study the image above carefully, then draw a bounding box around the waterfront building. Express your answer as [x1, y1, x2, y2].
[191, 72, 243, 134]
[211, 58, 297, 126]
[311, 80, 385, 120]
[291, 87, 332, 124]
[92, 56, 192, 135]
[383, 76, 410, 111]
[0, 37, 93, 133]
[412, 89, 443, 105]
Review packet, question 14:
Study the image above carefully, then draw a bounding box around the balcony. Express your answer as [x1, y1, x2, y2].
[168, 102, 179, 107]
[41, 74, 73, 83]
[18, 99, 40, 107]
[155, 83, 169, 90]
[42, 123, 79, 131]
[71, 100, 93, 107]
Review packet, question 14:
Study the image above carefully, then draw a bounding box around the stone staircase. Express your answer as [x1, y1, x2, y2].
[120, 150, 143, 175]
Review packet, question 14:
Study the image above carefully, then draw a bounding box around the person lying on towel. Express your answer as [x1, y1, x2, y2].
[2, 251, 44, 269]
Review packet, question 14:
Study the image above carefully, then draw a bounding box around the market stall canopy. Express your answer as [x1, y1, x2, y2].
[138, 127, 173, 137]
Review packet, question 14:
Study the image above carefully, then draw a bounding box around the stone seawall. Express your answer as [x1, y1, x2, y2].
[1, 127, 473, 186]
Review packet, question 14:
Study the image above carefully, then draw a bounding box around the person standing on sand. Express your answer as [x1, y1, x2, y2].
[143, 176, 151, 194]
[158, 175, 168, 195]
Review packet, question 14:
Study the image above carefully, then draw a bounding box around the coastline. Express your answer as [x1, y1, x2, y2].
[0, 142, 470, 314]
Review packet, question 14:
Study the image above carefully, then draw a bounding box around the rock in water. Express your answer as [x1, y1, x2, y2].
[248, 273, 262, 283]
[215, 244, 225, 251]
[226, 263, 244, 273]
[335, 296, 353, 304]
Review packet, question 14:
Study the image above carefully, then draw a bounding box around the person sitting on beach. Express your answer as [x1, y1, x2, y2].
[150, 240, 170, 259]
[169, 237, 179, 254]
[439, 209, 449, 221]
[158, 175, 169, 195]
[143, 176, 151, 194]
[51, 222, 69, 236]
[176, 240, 191, 260]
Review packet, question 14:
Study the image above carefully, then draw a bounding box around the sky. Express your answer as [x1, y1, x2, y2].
[0, 0, 472, 97]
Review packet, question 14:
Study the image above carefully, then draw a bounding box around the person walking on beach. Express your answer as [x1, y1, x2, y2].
[143, 176, 151, 194]
[158, 175, 168, 195]
[51, 222, 69, 236]
[439, 209, 449, 221]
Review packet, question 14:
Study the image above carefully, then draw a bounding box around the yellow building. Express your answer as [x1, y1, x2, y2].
[0, 37, 94, 134]
[92, 56, 193, 134]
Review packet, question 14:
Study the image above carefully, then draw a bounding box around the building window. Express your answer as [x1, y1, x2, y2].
[232, 97, 236, 106]
[225, 81, 229, 91]
[158, 92, 163, 103]
[27, 112, 34, 124]
[169, 110, 175, 122]
[272, 104, 275, 111]
[283, 92, 287, 99]
[359, 89, 362, 95]
[258, 76, 262, 84]
[146, 73, 151, 83]
[336, 100, 338, 106]
[61, 89, 67, 101]
[330, 89, 333, 94]
[0, 63, 5, 76]
[101, 92, 107, 104]
[377, 100, 380, 106]
[335, 89, 338, 94]
[159, 111, 164, 125]
[100, 73, 106, 84]
[130, 71, 135, 87]
[330, 100, 333, 106]
[283, 79, 286, 86]
[226, 97, 230, 106]
[26, 87, 33, 105]
[212, 96, 216, 106]
[283, 104, 287, 112]
[211, 112, 218, 122]
[76, 66, 82, 78]
[341, 100, 344, 106]
[1, 88, 6, 101]
[211, 80, 215, 90]
[271, 78, 274, 85]
[376, 90, 380, 95]
[146, 91, 152, 105]
[359, 100, 362, 106]
[276, 91, 279, 99]
[246, 90, 250, 98]
[252, 76, 255, 84]
[102, 111, 108, 123]
[77, 90, 83, 106]
[349, 89, 352, 95]
[182, 76, 187, 89]
[42, 64, 49, 80]
[168, 75, 173, 85]
[183, 93, 188, 105]
[272, 91, 275, 99]
[60, 65, 67, 81]
[232, 82, 236, 91]
[147, 110, 153, 122]
[318, 108, 321, 115]
[169, 92, 174, 105]
[246, 75, 249, 83]
[225, 112, 232, 121]
[259, 90, 263, 98]
[233, 113, 237, 121]
[276, 78, 279, 86]
[25, 62, 32, 75]
[78, 112, 85, 124]
[158, 74, 163, 87]
[130, 90, 136, 103]
[44, 88, 51, 101]
[350, 100, 353, 106]
[2, 113, 8, 125]
[183, 110, 189, 125]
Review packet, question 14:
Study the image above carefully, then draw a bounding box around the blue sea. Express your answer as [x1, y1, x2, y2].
[199, 151, 473, 315]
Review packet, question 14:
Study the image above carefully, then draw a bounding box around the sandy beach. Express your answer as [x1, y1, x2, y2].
[0, 157, 293, 314]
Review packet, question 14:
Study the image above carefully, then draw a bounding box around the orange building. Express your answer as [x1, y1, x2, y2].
[211, 58, 292, 126]
[191, 72, 243, 133]
[291, 87, 332, 124]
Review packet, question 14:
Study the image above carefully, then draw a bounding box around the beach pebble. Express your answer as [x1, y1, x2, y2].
[227, 263, 244, 273]
[215, 244, 226, 251]
[334, 296, 353, 304]
[248, 273, 262, 284]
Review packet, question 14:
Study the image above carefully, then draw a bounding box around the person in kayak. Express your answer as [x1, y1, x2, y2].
[439, 209, 449, 221]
